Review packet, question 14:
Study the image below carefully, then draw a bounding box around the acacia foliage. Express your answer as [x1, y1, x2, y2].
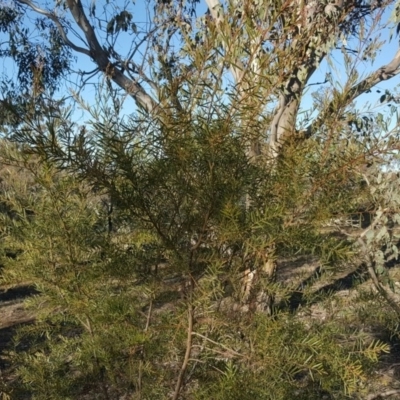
[0, 93, 394, 399]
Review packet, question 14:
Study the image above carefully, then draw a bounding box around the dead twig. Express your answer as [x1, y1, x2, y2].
[172, 302, 193, 400]
[367, 389, 400, 400]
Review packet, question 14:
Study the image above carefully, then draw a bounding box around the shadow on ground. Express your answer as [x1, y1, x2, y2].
[0, 285, 38, 366]
[0, 285, 38, 303]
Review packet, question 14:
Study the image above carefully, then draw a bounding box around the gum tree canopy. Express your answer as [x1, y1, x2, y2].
[1, 0, 400, 155]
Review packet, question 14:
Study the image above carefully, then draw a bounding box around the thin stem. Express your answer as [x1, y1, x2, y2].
[138, 298, 153, 399]
[172, 303, 193, 400]
[367, 389, 400, 400]
[358, 236, 400, 318]
[191, 332, 243, 358]
[84, 316, 110, 400]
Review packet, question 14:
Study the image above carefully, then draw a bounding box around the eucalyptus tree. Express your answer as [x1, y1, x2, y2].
[3, 0, 400, 173]
[2, 0, 400, 122]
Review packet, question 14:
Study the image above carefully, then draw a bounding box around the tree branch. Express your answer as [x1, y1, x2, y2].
[269, 94, 300, 159]
[304, 48, 400, 139]
[268, 62, 319, 159]
[172, 302, 193, 400]
[16, 0, 90, 56]
[366, 389, 400, 400]
[17, 0, 158, 113]
[204, 0, 244, 85]
[191, 332, 243, 358]
[66, 0, 157, 112]
[356, 207, 400, 318]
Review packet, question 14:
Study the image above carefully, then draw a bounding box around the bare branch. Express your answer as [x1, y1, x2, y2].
[304, 48, 400, 139]
[366, 389, 400, 400]
[16, 0, 90, 57]
[16, 0, 158, 113]
[65, 0, 157, 112]
[172, 302, 193, 400]
[191, 332, 243, 358]
[356, 206, 400, 318]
